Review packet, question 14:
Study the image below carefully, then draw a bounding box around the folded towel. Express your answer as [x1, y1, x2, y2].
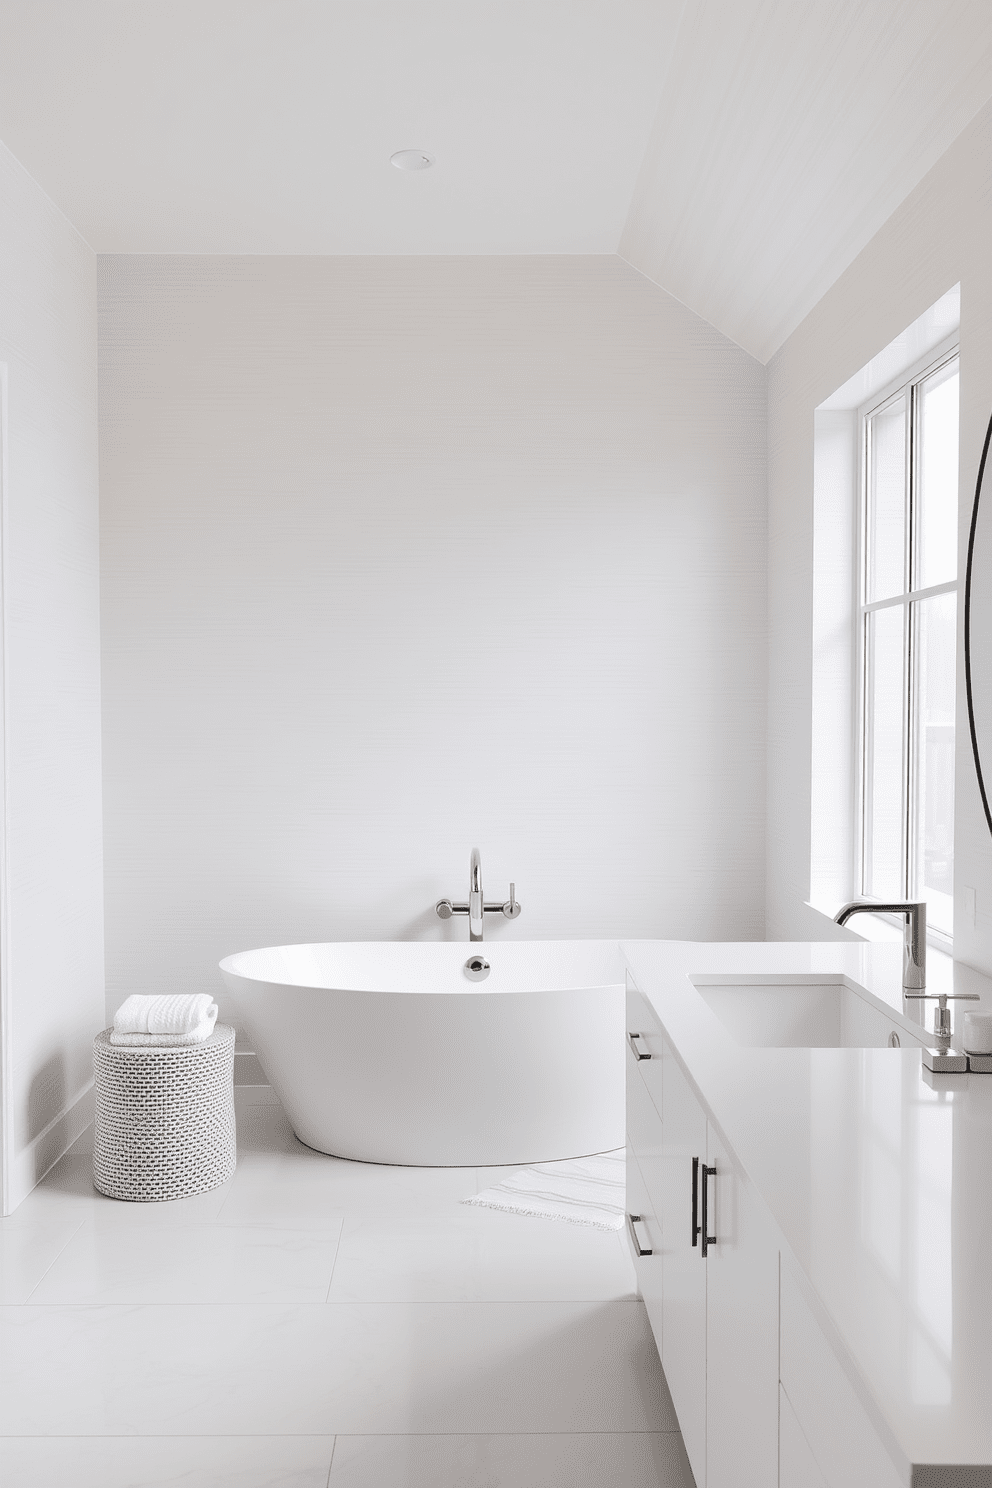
[111, 994, 218, 1047]
[110, 1020, 218, 1048]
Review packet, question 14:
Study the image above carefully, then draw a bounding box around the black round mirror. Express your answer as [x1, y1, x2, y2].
[964, 409, 992, 836]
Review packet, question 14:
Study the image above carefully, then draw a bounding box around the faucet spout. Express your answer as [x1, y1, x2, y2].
[833, 900, 926, 991]
[834, 899, 982, 1045]
[469, 848, 484, 942]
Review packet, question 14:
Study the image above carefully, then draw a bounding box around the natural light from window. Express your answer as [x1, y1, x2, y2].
[861, 353, 958, 939]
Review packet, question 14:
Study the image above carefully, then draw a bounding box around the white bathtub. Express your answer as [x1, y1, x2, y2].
[219, 939, 624, 1166]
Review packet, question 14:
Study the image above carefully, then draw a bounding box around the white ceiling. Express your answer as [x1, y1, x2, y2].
[623, 0, 992, 361]
[0, 0, 680, 255]
[1, 1, 992, 361]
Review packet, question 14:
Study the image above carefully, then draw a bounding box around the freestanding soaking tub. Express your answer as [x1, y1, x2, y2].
[219, 939, 624, 1166]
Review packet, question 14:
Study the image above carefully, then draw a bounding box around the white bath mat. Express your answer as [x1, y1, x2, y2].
[464, 1149, 625, 1231]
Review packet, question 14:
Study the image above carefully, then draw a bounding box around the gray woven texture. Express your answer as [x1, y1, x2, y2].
[92, 1025, 236, 1202]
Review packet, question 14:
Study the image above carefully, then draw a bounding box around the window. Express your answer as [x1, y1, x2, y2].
[859, 348, 959, 940]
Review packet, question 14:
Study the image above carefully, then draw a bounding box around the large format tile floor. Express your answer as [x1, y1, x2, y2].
[0, 1089, 694, 1487]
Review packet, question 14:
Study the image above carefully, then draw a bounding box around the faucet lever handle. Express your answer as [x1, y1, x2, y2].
[903, 992, 980, 1001]
[502, 883, 522, 920]
[436, 900, 470, 919]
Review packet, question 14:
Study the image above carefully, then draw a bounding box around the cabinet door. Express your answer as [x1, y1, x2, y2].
[780, 1266, 904, 1488]
[659, 1040, 707, 1487]
[779, 1386, 828, 1488]
[705, 1123, 779, 1488]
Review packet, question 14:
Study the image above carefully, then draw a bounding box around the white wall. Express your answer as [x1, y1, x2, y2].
[98, 254, 767, 1028]
[766, 96, 992, 973]
[0, 140, 104, 1211]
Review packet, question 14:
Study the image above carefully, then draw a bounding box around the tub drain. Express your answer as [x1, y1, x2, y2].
[464, 955, 491, 982]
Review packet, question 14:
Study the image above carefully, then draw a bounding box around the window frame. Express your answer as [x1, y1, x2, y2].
[855, 334, 960, 949]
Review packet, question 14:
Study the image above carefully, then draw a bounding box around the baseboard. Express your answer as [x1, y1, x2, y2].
[4, 1079, 95, 1215]
[234, 1050, 269, 1086]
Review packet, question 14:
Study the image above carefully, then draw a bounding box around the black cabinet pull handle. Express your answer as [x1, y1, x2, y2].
[701, 1164, 717, 1258]
[691, 1156, 700, 1246]
[627, 1213, 653, 1257]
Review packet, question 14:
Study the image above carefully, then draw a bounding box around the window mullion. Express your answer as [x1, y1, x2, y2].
[863, 579, 956, 613]
[861, 610, 872, 895]
[906, 598, 917, 901]
[910, 383, 916, 898]
[858, 417, 871, 896]
[905, 380, 920, 903]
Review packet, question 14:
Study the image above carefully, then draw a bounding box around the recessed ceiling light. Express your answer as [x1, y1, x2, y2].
[390, 150, 435, 172]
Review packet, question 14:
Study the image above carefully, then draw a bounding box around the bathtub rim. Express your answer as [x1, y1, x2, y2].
[219, 937, 626, 997]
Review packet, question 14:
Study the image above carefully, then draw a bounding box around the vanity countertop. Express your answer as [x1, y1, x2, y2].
[618, 938, 992, 1477]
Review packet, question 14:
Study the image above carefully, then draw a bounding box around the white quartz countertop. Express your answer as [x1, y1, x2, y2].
[618, 939, 992, 1476]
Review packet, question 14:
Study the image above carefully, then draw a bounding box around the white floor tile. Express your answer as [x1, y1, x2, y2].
[0, 1435, 335, 1487]
[217, 1152, 478, 1227]
[328, 1432, 695, 1488]
[0, 1099, 688, 1480]
[0, 1299, 673, 1435]
[0, 1220, 84, 1303]
[326, 1207, 636, 1303]
[27, 1219, 343, 1305]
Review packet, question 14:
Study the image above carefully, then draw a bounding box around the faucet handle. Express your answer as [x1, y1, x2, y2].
[903, 989, 980, 1046]
[903, 992, 980, 1000]
[502, 883, 522, 920]
[436, 899, 470, 919]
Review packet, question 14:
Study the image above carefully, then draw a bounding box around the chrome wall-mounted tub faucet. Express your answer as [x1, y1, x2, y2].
[435, 848, 521, 941]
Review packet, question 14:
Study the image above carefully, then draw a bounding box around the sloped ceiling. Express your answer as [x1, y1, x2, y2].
[1, 1, 992, 361]
[622, 0, 992, 362]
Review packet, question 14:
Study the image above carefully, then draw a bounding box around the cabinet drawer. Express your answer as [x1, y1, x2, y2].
[626, 1045, 663, 1162]
[780, 1266, 904, 1488]
[625, 1146, 663, 1345]
[626, 985, 664, 1114]
[626, 1049, 669, 1247]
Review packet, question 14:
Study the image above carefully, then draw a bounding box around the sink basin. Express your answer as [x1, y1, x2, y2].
[691, 977, 927, 1049]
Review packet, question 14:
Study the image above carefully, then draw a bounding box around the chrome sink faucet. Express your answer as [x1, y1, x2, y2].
[436, 848, 522, 941]
[834, 900, 927, 990]
[833, 899, 978, 1045]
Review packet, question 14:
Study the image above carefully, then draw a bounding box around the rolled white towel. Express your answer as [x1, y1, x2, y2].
[109, 1023, 218, 1047]
[111, 994, 218, 1047]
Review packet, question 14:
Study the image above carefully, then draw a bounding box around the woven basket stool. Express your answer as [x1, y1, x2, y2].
[92, 1025, 236, 1201]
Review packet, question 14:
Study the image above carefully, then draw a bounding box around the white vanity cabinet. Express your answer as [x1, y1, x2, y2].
[626, 985, 779, 1487]
[622, 941, 992, 1487]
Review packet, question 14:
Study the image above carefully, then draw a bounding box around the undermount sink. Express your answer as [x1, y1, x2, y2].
[691, 976, 928, 1050]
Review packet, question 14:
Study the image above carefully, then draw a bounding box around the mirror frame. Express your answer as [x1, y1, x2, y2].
[965, 407, 992, 838]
